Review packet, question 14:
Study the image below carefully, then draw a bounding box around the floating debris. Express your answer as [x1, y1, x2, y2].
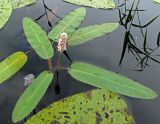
[24, 74, 35, 86]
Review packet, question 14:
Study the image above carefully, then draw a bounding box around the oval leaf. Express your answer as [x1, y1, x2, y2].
[0, 52, 27, 84]
[11, 0, 36, 9]
[25, 89, 134, 124]
[48, 7, 86, 42]
[68, 23, 119, 46]
[12, 71, 53, 123]
[0, 0, 12, 29]
[64, 0, 116, 9]
[68, 62, 157, 99]
[23, 17, 54, 59]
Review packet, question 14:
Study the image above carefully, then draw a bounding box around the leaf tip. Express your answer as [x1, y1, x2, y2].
[75, 7, 86, 16]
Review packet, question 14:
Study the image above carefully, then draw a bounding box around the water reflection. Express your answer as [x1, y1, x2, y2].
[118, 0, 160, 71]
[1, 0, 160, 123]
[30, 0, 160, 72]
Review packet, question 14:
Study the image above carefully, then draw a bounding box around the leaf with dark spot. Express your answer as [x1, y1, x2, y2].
[25, 89, 135, 124]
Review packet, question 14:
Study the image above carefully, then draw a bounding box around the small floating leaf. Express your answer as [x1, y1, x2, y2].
[12, 71, 53, 123]
[25, 89, 135, 124]
[48, 7, 86, 42]
[64, 0, 116, 9]
[11, 0, 36, 9]
[0, 52, 27, 84]
[0, 0, 12, 29]
[23, 17, 54, 59]
[68, 62, 157, 99]
[68, 23, 119, 46]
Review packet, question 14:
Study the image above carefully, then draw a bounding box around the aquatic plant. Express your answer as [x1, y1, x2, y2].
[25, 89, 135, 124]
[0, 0, 36, 29]
[0, 52, 27, 84]
[0, 0, 159, 123]
[64, 0, 116, 9]
[153, 0, 160, 5]
[0, 7, 157, 123]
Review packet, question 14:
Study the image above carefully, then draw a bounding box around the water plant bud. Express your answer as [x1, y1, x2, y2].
[58, 32, 68, 52]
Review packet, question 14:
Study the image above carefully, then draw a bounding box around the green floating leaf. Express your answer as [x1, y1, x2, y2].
[153, 0, 160, 5]
[25, 89, 135, 124]
[0, 52, 27, 84]
[11, 0, 36, 9]
[68, 62, 157, 99]
[64, 0, 116, 9]
[0, 0, 12, 29]
[48, 7, 86, 42]
[68, 23, 119, 46]
[12, 71, 54, 123]
[23, 17, 54, 59]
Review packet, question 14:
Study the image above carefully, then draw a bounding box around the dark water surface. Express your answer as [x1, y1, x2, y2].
[0, 0, 160, 123]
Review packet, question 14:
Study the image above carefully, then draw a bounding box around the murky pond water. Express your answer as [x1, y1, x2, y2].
[0, 0, 160, 123]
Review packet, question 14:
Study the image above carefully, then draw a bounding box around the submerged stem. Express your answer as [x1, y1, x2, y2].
[48, 58, 53, 72]
[57, 52, 62, 66]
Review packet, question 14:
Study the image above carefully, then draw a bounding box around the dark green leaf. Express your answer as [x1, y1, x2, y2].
[48, 8, 86, 42]
[23, 17, 54, 59]
[68, 23, 119, 46]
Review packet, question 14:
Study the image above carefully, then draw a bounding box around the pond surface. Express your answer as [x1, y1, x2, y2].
[0, 0, 160, 124]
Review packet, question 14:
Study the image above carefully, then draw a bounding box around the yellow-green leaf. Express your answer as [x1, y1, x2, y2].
[0, 0, 12, 29]
[153, 0, 160, 5]
[11, 0, 36, 9]
[25, 89, 135, 124]
[0, 52, 27, 84]
[23, 17, 54, 59]
[12, 71, 54, 123]
[64, 0, 116, 9]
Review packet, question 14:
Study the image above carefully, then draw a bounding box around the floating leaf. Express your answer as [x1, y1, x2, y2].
[153, 0, 160, 5]
[64, 0, 116, 9]
[23, 17, 54, 59]
[11, 0, 36, 9]
[0, 52, 27, 84]
[68, 23, 119, 46]
[0, 0, 12, 29]
[12, 71, 54, 123]
[25, 89, 135, 124]
[48, 7, 86, 42]
[68, 62, 157, 99]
